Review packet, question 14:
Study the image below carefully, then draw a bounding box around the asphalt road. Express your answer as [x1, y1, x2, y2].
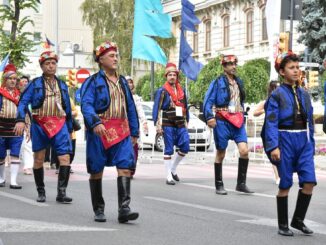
[1, 145, 326, 245]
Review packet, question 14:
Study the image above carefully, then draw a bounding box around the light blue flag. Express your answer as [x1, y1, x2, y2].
[0, 53, 10, 72]
[132, 0, 172, 65]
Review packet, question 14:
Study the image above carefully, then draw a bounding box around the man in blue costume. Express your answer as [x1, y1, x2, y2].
[81, 41, 139, 223]
[14, 51, 73, 203]
[203, 55, 253, 195]
[262, 51, 316, 236]
[153, 63, 190, 185]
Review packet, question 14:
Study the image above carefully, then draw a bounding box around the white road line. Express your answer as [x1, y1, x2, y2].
[0, 191, 49, 207]
[144, 196, 260, 219]
[0, 217, 116, 233]
[144, 196, 326, 235]
[182, 183, 276, 198]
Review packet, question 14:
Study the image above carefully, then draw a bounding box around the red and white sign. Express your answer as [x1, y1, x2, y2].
[76, 68, 91, 83]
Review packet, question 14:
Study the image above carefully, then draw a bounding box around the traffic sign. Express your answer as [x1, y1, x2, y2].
[75, 88, 81, 103]
[76, 68, 91, 83]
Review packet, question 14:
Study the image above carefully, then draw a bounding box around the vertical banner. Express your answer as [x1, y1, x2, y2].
[266, 0, 281, 81]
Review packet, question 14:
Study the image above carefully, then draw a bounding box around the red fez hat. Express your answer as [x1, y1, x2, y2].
[94, 41, 118, 62]
[165, 62, 179, 77]
[39, 51, 58, 65]
[274, 50, 298, 73]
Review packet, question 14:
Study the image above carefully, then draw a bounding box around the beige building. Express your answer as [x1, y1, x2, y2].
[162, 0, 305, 66]
[1, 0, 95, 77]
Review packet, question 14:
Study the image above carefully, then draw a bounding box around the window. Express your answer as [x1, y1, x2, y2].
[193, 25, 198, 53]
[223, 16, 230, 47]
[261, 8, 267, 41]
[246, 11, 254, 44]
[205, 20, 211, 52]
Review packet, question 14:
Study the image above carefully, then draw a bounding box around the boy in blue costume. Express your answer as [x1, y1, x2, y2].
[203, 55, 253, 195]
[81, 41, 139, 223]
[14, 51, 73, 203]
[152, 63, 190, 185]
[262, 51, 316, 236]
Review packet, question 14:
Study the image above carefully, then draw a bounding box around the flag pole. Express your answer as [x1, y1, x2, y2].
[151, 61, 155, 101]
[185, 77, 189, 98]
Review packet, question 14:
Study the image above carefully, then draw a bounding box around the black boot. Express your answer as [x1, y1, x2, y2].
[56, 166, 72, 203]
[236, 158, 254, 193]
[89, 179, 106, 222]
[291, 190, 313, 234]
[214, 163, 227, 195]
[33, 167, 46, 202]
[277, 196, 294, 236]
[117, 176, 139, 223]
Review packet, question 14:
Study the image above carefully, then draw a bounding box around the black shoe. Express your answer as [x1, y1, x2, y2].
[33, 168, 46, 202]
[166, 179, 175, 185]
[56, 166, 72, 203]
[89, 179, 106, 222]
[0, 181, 5, 187]
[117, 176, 139, 223]
[215, 181, 227, 195]
[214, 163, 227, 195]
[94, 211, 107, 222]
[236, 158, 254, 194]
[236, 183, 254, 193]
[290, 190, 313, 234]
[171, 173, 180, 181]
[10, 184, 22, 189]
[277, 196, 294, 236]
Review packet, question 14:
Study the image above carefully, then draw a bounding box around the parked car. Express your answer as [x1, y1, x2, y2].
[139, 102, 212, 151]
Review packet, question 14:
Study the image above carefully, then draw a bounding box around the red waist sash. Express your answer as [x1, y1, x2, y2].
[216, 111, 244, 128]
[33, 115, 66, 138]
[100, 118, 130, 150]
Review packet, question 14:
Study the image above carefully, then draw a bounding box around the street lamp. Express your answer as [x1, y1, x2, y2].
[62, 42, 76, 68]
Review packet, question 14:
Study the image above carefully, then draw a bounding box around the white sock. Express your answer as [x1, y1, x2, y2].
[164, 157, 172, 181]
[0, 163, 5, 182]
[10, 162, 20, 186]
[171, 153, 184, 175]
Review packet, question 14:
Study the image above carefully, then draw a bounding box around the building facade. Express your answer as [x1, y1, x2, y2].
[1, 0, 95, 78]
[163, 0, 305, 66]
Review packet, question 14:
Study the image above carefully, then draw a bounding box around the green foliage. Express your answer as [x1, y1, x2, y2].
[0, 0, 39, 69]
[188, 57, 223, 104]
[238, 64, 269, 103]
[297, 0, 326, 62]
[80, 0, 176, 75]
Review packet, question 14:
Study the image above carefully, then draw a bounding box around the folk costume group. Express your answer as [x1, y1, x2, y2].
[0, 39, 316, 235]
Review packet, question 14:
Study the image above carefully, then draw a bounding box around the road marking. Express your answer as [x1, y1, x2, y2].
[0, 217, 116, 233]
[182, 183, 276, 198]
[144, 196, 260, 219]
[0, 191, 49, 207]
[144, 196, 326, 235]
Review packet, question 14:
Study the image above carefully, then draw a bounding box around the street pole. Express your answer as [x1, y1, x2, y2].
[151, 61, 154, 101]
[288, 0, 294, 50]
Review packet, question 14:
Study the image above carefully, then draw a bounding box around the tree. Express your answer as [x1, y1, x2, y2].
[0, 0, 39, 68]
[80, 0, 176, 75]
[297, 0, 326, 63]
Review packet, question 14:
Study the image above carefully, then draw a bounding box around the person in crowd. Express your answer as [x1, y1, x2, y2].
[0, 64, 24, 189]
[203, 54, 253, 195]
[16, 75, 33, 175]
[81, 41, 139, 223]
[126, 75, 148, 178]
[253, 81, 280, 185]
[261, 51, 316, 236]
[152, 63, 190, 185]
